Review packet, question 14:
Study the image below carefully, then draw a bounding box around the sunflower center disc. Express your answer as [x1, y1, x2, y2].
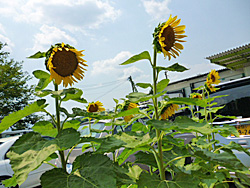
[162, 26, 175, 51]
[52, 49, 78, 77]
[211, 74, 216, 82]
[89, 104, 99, 112]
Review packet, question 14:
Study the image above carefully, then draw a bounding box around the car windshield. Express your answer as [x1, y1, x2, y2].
[76, 122, 105, 148]
[210, 84, 250, 119]
[78, 122, 105, 138]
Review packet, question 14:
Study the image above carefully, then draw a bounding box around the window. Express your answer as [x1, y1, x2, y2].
[211, 84, 250, 119]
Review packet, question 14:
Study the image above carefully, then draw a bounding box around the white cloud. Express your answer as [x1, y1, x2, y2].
[0, 34, 15, 52]
[122, 66, 144, 79]
[31, 25, 77, 51]
[0, 0, 121, 31]
[0, 23, 6, 34]
[91, 51, 145, 79]
[141, 0, 171, 21]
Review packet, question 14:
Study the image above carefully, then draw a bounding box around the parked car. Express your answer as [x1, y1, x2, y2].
[0, 136, 56, 188]
[0, 136, 19, 146]
[64, 119, 195, 173]
[0, 130, 32, 139]
[209, 77, 250, 168]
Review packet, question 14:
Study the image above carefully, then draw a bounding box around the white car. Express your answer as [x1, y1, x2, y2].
[0, 136, 55, 188]
[214, 118, 250, 167]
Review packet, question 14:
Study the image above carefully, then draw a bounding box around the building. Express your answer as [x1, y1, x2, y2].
[165, 43, 250, 98]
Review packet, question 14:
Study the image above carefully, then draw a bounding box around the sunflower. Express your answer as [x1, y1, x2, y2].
[190, 93, 202, 100]
[207, 70, 220, 85]
[87, 101, 105, 113]
[123, 102, 139, 123]
[153, 15, 187, 60]
[46, 42, 87, 87]
[205, 82, 216, 93]
[160, 104, 179, 120]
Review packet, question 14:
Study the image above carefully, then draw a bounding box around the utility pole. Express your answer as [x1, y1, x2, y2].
[165, 71, 168, 79]
[128, 76, 138, 93]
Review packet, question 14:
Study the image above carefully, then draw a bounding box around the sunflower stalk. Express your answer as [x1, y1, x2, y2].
[207, 92, 216, 152]
[54, 83, 67, 171]
[152, 47, 166, 180]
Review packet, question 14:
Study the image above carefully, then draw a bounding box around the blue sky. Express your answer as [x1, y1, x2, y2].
[1, 0, 250, 112]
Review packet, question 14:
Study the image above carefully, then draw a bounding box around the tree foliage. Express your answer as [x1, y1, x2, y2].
[0, 42, 41, 130]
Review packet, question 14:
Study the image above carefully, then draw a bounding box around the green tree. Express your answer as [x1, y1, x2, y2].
[0, 42, 42, 130]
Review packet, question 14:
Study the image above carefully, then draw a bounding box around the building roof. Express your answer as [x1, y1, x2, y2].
[168, 68, 228, 86]
[206, 43, 250, 70]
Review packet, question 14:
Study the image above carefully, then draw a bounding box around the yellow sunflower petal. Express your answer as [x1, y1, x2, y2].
[157, 15, 186, 60]
[176, 39, 186, 42]
[175, 35, 187, 39]
[169, 50, 177, 58]
[171, 19, 181, 27]
[174, 43, 184, 50]
[173, 46, 181, 53]
[165, 14, 173, 25]
[169, 15, 178, 25]
[176, 30, 186, 34]
[47, 43, 87, 87]
[174, 25, 186, 32]
[171, 48, 180, 56]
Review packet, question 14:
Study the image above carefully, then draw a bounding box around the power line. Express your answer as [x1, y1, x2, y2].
[94, 80, 127, 100]
[78, 78, 127, 89]
[81, 80, 126, 91]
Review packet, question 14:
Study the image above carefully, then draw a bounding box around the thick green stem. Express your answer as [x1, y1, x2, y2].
[207, 92, 216, 151]
[54, 84, 66, 171]
[152, 47, 165, 180]
[54, 84, 61, 133]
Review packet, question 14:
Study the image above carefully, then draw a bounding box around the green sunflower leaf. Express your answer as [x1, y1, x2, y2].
[136, 83, 152, 89]
[0, 99, 47, 133]
[120, 51, 151, 65]
[96, 132, 154, 154]
[131, 122, 149, 133]
[134, 151, 158, 168]
[62, 88, 87, 103]
[235, 172, 250, 186]
[2, 176, 18, 188]
[33, 70, 52, 91]
[7, 129, 80, 185]
[156, 63, 189, 74]
[113, 98, 119, 104]
[126, 91, 167, 103]
[59, 107, 77, 118]
[198, 106, 225, 116]
[32, 119, 80, 138]
[221, 141, 250, 156]
[115, 108, 140, 118]
[41, 153, 133, 188]
[148, 116, 212, 135]
[156, 79, 169, 93]
[71, 108, 112, 120]
[117, 147, 149, 165]
[35, 89, 52, 97]
[28, 51, 46, 58]
[214, 124, 239, 137]
[63, 119, 81, 130]
[137, 172, 200, 188]
[193, 146, 248, 172]
[32, 120, 57, 137]
[215, 115, 237, 119]
[127, 165, 143, 182]
[167, 97, 209, 107]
